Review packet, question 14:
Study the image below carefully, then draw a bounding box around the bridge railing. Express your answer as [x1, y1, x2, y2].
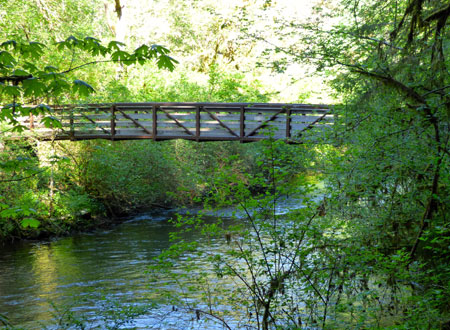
[10, 102, 333, 142]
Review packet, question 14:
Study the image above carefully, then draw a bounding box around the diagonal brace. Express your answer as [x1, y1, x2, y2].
[301, 112, 328, 132]
[245, 108, 285, 137]
[205, 109, 239, 137]
[118, 110, 152, 135]
[81, 113, 110, 135]
[160, 108, 194, 136]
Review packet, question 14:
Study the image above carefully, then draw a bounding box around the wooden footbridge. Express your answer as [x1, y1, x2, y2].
[10, 102, 332, 142]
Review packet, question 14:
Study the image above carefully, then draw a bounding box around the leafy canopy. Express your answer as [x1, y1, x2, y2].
[0, 36, 178, 129]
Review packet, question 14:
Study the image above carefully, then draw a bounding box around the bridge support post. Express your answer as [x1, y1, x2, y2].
[240, 105, 245, 143]
[196, 106, 201, 142]
[110, 105, 116, 141]
[29, 113, 34, 130]
[69, 109, 75, 141]
[152, 105, 157, 141]
[286, 107, 291, 141]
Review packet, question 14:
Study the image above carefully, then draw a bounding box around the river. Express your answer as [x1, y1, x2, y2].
[0, 198, 306, 329]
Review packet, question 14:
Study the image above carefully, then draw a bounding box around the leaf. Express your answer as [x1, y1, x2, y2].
[0, 105, 14, 122]
[0, 40, 17, 49]
[41, 116, 62, 129]
[37, 71, 65, 81]
[21, 208, 37, 216]
[26, 42, 45, 58]
[108, 40, 126, 51]
[22, 61, 39, 72]
[56, 41, 66, 51]
[0, 208, 18, 218]
[83, 37, 109, 56]
[48, 78, 70, 95]
[156, 54, 178, 71]
[44, 65, 59, 72]
[111, 50, 130, 62]
[16, 42, 45, 60]
[32, 103, 52, 115]
[12, 68, 30, 76]
[0, 50, 16, 66]
[20, 218, 41, 229]
[84, 36, 101, 45]
[66, 35, 80, 45]
[10, 124, 27, 133]
[134, 44, 149, 56]
[2, 85, 22, 97]
[56, 36, 80, 50]
[23, 78, 46, 97]
[151, 44, 170, 55]
[73, 79, 95, 96]
[18, 106, 31, 116]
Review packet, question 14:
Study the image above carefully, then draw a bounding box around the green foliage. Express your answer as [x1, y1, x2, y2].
[82, 140, 180, 211]
[0, 0, 106, 42]
[0, 1, 181, 241]
[256, 0, 450, 326]
[150, 139, 336, 329]
[0, 36, 177, 129]
[140, 0, 449, 328]
[19, 218, 40, 229]
[1, 1, 448, 328]
[0, 33, 274, 242]
[72, 79, 95, 96]
[93, 63, 271, 104]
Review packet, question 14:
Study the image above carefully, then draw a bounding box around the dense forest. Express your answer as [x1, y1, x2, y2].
[0, 0, 449, 329]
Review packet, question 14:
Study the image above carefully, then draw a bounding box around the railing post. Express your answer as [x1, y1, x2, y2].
[110, 105, 116, 140]
[196, 105, 201, 141]
[240, 105, 245, 143]
[69, 109, 75, 141]
[29, 113, 34, 130]
[152, 104, 157, 141]
[286, 107, 291, 141]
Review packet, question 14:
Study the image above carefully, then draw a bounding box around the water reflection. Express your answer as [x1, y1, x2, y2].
[0, 210, 178, 329]
[0, 200, 303, 329]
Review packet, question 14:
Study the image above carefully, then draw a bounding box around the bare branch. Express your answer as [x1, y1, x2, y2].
[422, 85, 450, 97]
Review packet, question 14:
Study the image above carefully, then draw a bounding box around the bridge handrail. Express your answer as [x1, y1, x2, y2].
[5, 102, 333, 142]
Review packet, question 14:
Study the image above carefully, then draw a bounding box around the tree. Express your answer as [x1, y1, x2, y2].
[0, 36, 177, 130]
[150, 137, 337, 329]
[236, 0, 449, 326]
[0, 35, 177, 240]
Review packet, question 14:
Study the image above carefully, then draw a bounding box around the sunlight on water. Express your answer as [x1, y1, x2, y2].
[0, 198, 307, 329]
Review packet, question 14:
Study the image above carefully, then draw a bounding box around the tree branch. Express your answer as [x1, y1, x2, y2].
[0, 75, 33, 83]
[424, 3, 450, 23]
[422, 85, 450, 97]
[0, 168, 47, 182]
[342, 63, 426, 104]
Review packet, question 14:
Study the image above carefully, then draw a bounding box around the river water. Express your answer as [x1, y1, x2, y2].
[0, 199, 305, 329]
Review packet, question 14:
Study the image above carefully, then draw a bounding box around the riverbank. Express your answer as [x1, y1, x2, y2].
[1, 139, 312, 245]
[0, 139, 264, 244]
[0, 201, 181, 246]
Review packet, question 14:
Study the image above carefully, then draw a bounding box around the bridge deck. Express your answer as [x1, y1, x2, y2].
[12, 102, 332, 142]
